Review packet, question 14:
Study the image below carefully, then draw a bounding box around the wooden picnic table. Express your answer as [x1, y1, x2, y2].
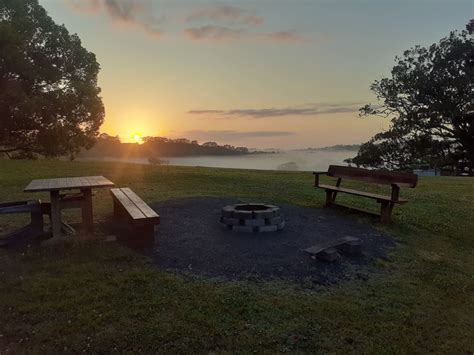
[24, 176, 115, 240]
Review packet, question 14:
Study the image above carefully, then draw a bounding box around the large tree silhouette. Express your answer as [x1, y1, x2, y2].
[348, 21, 473, 173]
[0, 0, 104, 157]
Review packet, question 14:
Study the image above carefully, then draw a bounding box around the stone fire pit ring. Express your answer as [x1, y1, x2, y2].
[221, 203, 285, 233]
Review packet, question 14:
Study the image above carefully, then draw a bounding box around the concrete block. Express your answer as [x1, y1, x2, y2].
[253, 210, 274, 218]
[257, 225, 278, 232]
[244, 218, 265, 227]
[233, 210, 253, 219]
[221, 206, 235, 217]
[265, 204, 279, 209]
[269, 216, 283, 225]
[268, 208, 281, 217]
[232, 225, 254, 233]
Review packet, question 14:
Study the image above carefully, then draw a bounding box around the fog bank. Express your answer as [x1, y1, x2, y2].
[79, 150, 356, 171]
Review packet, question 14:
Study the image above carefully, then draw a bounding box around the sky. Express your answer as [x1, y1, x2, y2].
[40, 0, 471, 149]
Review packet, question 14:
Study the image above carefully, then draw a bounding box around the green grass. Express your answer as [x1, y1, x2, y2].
[0, 159, 473, 353]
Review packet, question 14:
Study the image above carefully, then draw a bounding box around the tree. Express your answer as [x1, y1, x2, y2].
[347, 21, 473, 172]
[0, 0, 104, 157]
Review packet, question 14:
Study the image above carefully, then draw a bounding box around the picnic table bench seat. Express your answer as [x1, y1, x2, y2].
[313, 165, 418, 223]
[0, 200, 44, 246]
[110, 187, 160, 247]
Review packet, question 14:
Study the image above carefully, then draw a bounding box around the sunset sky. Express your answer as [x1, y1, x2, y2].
[40, 0, 470, 149]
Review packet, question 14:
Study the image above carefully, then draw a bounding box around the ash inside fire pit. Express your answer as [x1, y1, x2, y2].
[220, 203, 285, 233]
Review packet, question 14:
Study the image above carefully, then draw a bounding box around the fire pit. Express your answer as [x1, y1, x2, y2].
[220, 203, 285, 233]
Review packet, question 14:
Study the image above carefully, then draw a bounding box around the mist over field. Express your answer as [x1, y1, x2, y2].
[79, 150, 357, 171]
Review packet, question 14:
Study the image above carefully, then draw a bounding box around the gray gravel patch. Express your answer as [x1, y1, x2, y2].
[141, 197, 395, 283]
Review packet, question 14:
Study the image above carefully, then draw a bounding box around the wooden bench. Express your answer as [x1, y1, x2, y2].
[110, 188, 160, 247]
[313, 165, 418, 223]
[0, 200, 44, 247]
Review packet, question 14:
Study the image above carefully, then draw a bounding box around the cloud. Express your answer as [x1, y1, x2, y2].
[67, 2, 310, 44]
[186, 5, 263, 26]
[265, 31, 305, 43]
[67, 0, 164, 38]
[183, 5, 304, 43]
[188, 103, 363, 119]
[184, 130, 294, 140]
[184, 25, 305, 43]
[184, 25, 244, 41]
[67, 0, 101, 14]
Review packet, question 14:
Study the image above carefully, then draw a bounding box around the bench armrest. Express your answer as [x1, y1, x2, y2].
[312, 171, 327, 187]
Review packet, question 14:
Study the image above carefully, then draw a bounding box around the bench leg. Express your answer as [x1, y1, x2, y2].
[325, 190, 333, 207]
[50, 191, 62, 238]
[113, 199, 122, 217]
[380, 201, 394, 223]
[81, 188, 93, 233]
[130, 224, 155, 248]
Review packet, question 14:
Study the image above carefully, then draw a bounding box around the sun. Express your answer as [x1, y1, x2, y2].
[131, 132, 143, 144]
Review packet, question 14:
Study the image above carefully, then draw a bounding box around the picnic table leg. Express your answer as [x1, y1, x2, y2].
[81, 188, 93, 232]
[50, 191, 62, 238]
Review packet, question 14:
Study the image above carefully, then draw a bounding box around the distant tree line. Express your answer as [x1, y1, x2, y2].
[77, 133, 253, 158]
[297, 144, 360, 152]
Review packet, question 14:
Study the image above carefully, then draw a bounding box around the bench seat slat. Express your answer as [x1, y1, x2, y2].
[120, 188, 159, 219]
[317, 184, 408, 203]
[111, 188, 147, 220]
[110, 188, 160, 225]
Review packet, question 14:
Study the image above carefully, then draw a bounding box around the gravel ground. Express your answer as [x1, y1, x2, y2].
[131, 197, 395, 283]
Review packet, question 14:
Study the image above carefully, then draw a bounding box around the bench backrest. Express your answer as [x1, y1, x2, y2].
[327, 165, 418, 188]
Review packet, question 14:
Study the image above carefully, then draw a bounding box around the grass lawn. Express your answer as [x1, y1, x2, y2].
[0, 159, 473, 353]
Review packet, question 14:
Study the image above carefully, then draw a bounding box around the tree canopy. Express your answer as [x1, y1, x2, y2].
[0, 0, 104, 157]
[347, 21, 473, 172]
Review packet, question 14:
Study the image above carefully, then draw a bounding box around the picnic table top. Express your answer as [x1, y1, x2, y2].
[24, 176, 115, 193]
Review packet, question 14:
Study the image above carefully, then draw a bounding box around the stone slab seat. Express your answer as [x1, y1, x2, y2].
[110, 187, 160, 247]
[313, 165, 418, 223]
[302, 236, 362, 255]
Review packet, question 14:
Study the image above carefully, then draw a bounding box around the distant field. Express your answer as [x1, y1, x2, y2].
[0, 159, 473, 353]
